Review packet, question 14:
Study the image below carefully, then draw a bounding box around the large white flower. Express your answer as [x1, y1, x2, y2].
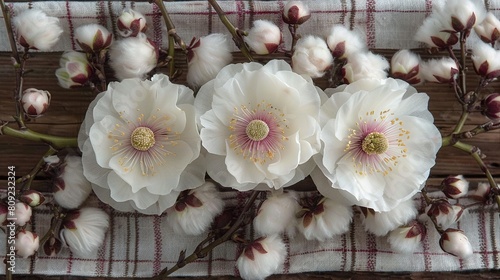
[195, 60, 322, 191]
[312, 78, 441, 212]
[78, 74, 205, 214]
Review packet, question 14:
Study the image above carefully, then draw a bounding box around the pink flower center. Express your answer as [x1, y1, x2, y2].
[229, 102, 288, 164]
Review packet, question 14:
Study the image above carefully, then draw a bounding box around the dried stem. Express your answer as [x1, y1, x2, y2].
[153, 191, 260, 279]
[18, 147, 58, 191]
[39, 206, 65, 246]
[207, 0, 253, 62]
[0, 0, 20, 64]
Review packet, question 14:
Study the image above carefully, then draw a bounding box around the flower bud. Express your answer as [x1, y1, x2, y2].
[75, 24, 113, 53]
[14, 202, 32, 226]
[109, 33, 158, 81]
[421, 57, 458, 83]
[51, 155, 92, 209]
[426, 199, 465, 229]
[282, 1, 311, 25]
[292, 35, 333, 78]
[236, 235, 286, 280]
[16, 230, 39, 258]
[12, 9, 63, 51]
[166, 182, 224, 236]
[117, 8, 147, 37]
[469, 182, 493, 201]
[475, 12, 500, 43]
[342, 51, 389, 83]
[414, 17, 458, 49]
[327, 25, 366, 59]
[43, 236, 63, 257]
[482, 93, 500, 121]
[254, 191, 300, 236]
[444, 0, 485, 32]
[388, 220, 427, 254]
[60, 207, 109, 258]
[186, 34, 233, 88]
[21, 88, 51, 118]
[471, 42, 500, 80]
[441, 175, 469, 199]
[390, 49, 422, 85]
[19, 190, 45, 207]
[55, 51, 93, 89]
[439, 228, 473, 259]
[0, 202, 7, 226]
[244, 20, 282, 54]
[361, 199, 417, 237]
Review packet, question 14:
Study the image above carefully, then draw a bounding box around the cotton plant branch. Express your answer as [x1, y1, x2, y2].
[207, 0, 253, 62]
[153, 191, 260, 279]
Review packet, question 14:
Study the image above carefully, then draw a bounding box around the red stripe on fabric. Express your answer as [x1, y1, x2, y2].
[107, 209, 116, 275]
[96, 0, 106, 27]
[458, 220, 464, 270]
[237, 1, 245, 30]
[124, 215, 131, 276]
[425, 0, 433, 16]
[153, 215, 163, 275]
[479, 209, 490, 268]
[132, 212, 140, 277]
[66, 252, 74, 274]
[277, 0, 285, 52]
[490, 211, 499, 268]
[349, 221, 356, 270]
[152, 3, 163, 49]
[366, 0, 376, 48]
[366, 233, 377, 271]
[65, 0, 76, 50]
[283, 234, 291, 274]
[341, 233, 347, 271]
[422, 223, 432, 271]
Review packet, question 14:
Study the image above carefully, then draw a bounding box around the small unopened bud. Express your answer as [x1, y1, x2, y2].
[475, 12, 500, 44]
[117, 8, 147, 37]
[421, 57, 458, 83]
[55, 51, 93, 89]
[19, 190, 46, 207]
[14, 202, 32, 226]
[75, 24, 113, 53]
[482, 93, 500, 121]
[426, 199, 465, 229]
[43, 236, 62, 257]
[388, 220, 427, 254]
[16, 230, 39, 258]
[441, 175, 469, 199]
[21, 88, 51, 118]
[439, 228, 473, 259]
[244, 20, 282, 54]
[390, 49, 422, 85]
[469, 182, 493, 201]
[282, 1, 311, 25]
[471, 42, 500, 80]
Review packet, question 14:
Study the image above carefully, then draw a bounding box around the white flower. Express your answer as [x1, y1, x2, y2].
[21, 88, 51, 118]
[421, 57, 459, 83]
[78, 74, 204, 215]
[74, 24, 113, 53]
[388, 220, 426, 254]
[390, 49, 422, 85]
[414, 16, 458, 48]
[474, 12, 500, 43]
[471, 42, 500, 79]
[109, 33, 158, 81]
[297, 197, 353, 241]
[166, 182, 224, 235]
[439, 229, 473, 259]
[292, 35, 333, 78]
[186, 34, 233, 88]
[14, 202, 31, 226]
[60, 207, 109, 258]
[12, 9, 63, 51]
[55, 51, 93, 89]
[236, 235, 286, 280]
[117, 8, 147, 37]
[52, 155, 92, 209]
[361, 199, 417, 236]
[282, 1, 311, 25]
[326, 25, 366, 59]
[244, 20, 282, 54]
[254, 191, 300, 236]
[483, 93, 500, 120]
[314, 78, 441, 211]
[438, 0, 485, 32]
[425, 200, 466, 229]
[195, 60, 322, 191]
[441, 175, 469, 199]
[342, 52, 389, 83]
[15, 230, 39, 258]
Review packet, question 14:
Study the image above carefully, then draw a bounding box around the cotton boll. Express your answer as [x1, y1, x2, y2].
[15, 230, 39, 258]
[282, 1, 311, 25]
[52, 155, 92, 209]
[236, 235, 286, 280]
[12, 9, 63, 51]
[74, 24, 113, 53]
[292, 35, 333, 78]
[414, 16, 458, 49]
[471, 41, 500, 79]
[474, 12, 500, 43]
[361, 199, 417, 236]
[166, 182, 224, 235]
[441, 175, 469, 199]
[14, 202, 32, 226]
[326, 25, 366, 59]
[390, 49, 422, 85]
[425, 200, 466, 229]
[420, 57, 459, 83]
[342, 51, 389, 83]
[387, 220, 426, 254]
[117, 8, 147, 37]
[186, 34, 233, 88]
[439, 228, 473, 259]
[254, 191, 300, 236]
[109, 33, 158, 80]
[244, 20, 282, 54]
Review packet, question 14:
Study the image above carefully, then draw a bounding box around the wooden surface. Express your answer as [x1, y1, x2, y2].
[0, 50, 499, 189]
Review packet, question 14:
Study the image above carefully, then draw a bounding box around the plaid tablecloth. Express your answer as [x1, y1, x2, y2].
[1, 0, 500, 277]
[1, 0, 500, 52]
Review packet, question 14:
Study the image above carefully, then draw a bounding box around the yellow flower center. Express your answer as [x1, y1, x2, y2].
[361, 132, 388, 155]
[246, 120, 269, 141]
[130, 127, 155, 151]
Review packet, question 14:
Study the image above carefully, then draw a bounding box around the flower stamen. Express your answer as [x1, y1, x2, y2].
[246, 120, 270, 141]
[361, 132, 388, 155]
[130, 127, 155, 151]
